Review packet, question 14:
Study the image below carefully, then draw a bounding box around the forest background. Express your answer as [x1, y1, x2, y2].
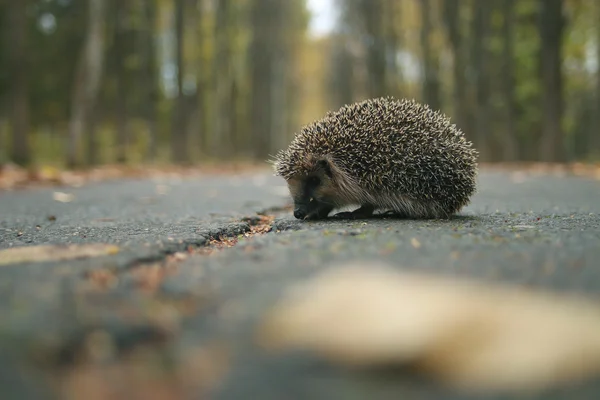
[0, 0, 598, 177]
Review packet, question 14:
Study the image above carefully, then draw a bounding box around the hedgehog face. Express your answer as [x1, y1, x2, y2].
[287, 159, 337, 220]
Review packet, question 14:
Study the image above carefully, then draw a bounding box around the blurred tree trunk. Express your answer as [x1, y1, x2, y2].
[171, 0, 189, 164]
[67, 0, 107, 168]
[114, 1, 128, 164]
[249, 0, 277, 159]
[470, 0, 492, 161]
[333, 1, 362, 104]
[213, 0, 234, 157]
[270, 2, 291, 155]
[190, 1, 206, 158]
[8, 0, 30, 167]
[271, 29, 288, 155]
[231, 77, 242, 155]
[362, 0, 386, 98]
[501, 0, 519, 161]
[86, 108, 100, 165]
[571, 92, 593, 159]
[142, 0, 159, 162]
[384, 0, 402, 96]
[538, 0, 565, 162]
[443, 0, 468, 135]
[594, 1, 600, 159]
[328, 38, 355, 109]
[283, 1, 309, 145]
[420, 0, 441, 111]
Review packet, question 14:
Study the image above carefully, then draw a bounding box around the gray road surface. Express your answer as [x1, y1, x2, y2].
[0, 169, 599, 400]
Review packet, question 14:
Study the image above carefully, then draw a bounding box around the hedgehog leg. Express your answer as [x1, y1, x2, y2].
[332, 204, 375, 220]
[380, 210, 410, 219]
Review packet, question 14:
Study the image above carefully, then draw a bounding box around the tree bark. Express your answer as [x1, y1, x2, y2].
[114, 0, 128, 164]
[594, 0, 600, 159]
[384, 0, 402, 96]
[249, 0, 275, 159]
[443, 0, 469, 135]
[501, 0, 519, 161]
[362, 0, 386, 98]
[171, 0, 189, 164]
[213, 0, 234, 157]
[8, 0, 30, 167]
[270, 31, 288, 155]
[538, 0, 565, 162]
[142, 0, 159, 163]
[67, 0, 107, 168]
[420, 0, 441, 111]
[86, 107, 100, 165]
[328, 39, 355, 109]
[470, 0, 492, 161]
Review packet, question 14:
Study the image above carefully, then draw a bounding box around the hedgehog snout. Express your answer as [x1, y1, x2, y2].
[294, 198, 320, 219]
[294, 207, 307, 219]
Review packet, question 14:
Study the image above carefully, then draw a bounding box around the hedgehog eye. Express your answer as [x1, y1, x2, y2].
[317, 159, 332, 177]
[317, 159, 328, 169]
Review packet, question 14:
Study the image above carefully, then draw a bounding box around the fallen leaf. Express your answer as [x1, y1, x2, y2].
[0, 244, 120, 266]
[173, 252, 188, 261]
[106, 246, 120, 255]
[410, 238, 421, 249]
[257, 262, 600, 394]
[53, 191, 75, 203]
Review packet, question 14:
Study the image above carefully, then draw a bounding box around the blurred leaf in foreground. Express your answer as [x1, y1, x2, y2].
[257, 262, 600, 394]
[0, 244, 120, 266]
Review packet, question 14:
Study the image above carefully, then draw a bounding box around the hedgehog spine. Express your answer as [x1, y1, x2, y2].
[272, 96, 478, 220]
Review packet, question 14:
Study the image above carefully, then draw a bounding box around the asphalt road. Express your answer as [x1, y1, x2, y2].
[0, 168, 599, 400]
[0, 171, 289, 249]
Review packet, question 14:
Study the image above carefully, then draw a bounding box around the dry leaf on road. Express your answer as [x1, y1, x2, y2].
[53, 191, 75, 203]
[257, 262, 600, 394]
[0, 244, 120, 266]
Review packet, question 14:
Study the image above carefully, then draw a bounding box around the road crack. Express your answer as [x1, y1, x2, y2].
[84, 213, 279, 292]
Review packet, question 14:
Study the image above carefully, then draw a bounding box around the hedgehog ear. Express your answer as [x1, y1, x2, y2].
[317, 158, 332, 178]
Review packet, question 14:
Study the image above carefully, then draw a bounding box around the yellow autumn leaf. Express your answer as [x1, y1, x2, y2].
[0, 244, 120, 266]
[410, 238, 421, 248]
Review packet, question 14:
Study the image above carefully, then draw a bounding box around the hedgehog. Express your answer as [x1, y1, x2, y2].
[271, 96, 478, 220]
